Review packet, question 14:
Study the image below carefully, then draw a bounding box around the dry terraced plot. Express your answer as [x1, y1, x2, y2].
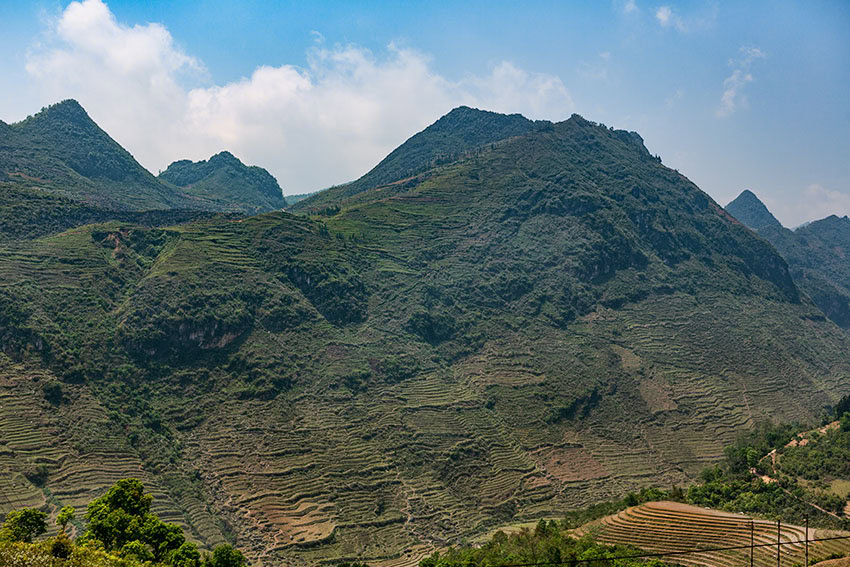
[576, 501, 850, 567]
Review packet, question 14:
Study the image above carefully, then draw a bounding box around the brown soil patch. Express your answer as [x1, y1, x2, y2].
[638, 378, 677, 413]
[611, 345, 641, 369]
[539, 446, 608, 482]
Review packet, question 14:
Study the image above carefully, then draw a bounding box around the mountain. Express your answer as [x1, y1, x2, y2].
[284, 191, 319, 206]
[290, 106, 539, 212]
[726, 191, 850, 329]
[0, 100, 279, 214]
[158, 151, 286, 213]
[0, 100, 193, 211]
[725, 189, 783, 231]
[3, 109, 850, 565]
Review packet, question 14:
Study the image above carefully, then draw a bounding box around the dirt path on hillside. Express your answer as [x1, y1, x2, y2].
[753, 422, 846, 521]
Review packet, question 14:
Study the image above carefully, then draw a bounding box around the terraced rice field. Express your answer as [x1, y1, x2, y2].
[576, 501, 850, 567]
[4, 211, 850, 566]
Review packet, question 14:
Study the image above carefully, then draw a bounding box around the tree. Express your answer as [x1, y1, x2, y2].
[143, 518, 185, 562]
[205, 544, 246, 567]
[172, 541, 202, 567]
[0, 508, 47, 543]
[121, 540, 155, 563]
[84, 478, 152, 549]
[746, 447, 760, 468]
[56, 506, 75, 533]
[83, 478, 184, 562]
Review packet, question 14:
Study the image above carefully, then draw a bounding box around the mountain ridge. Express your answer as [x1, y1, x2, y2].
[0, 99, 285, 214]
[291, 106, 542, 212]
[2, 107, 849, 566]
[159, 150, 286, 213]
[726, 190, 850, 329]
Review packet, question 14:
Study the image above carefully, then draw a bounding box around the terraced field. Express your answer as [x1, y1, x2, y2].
[5, 111, 850, 566]
[0, 355, 226, 545]
[577, 501, 850, 567]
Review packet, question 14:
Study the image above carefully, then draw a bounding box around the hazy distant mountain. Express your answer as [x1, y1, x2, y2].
[727, 190, 850, 329]
[725, 189, 783, 231]
[284, 190, 319, 205]
[159, 151, 286, 213]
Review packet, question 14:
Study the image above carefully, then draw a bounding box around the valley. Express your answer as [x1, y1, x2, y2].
[3, 102, 850, 566]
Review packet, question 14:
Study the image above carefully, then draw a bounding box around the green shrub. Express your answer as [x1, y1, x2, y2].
[0, 508, 47, 543]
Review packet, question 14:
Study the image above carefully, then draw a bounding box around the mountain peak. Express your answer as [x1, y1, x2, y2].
[31, 99, 93, 127]
[725, 189, 783, 231]
[291, 106, 538, 210]
[210, 150, 239, 162]
[159, 151, 285, 212]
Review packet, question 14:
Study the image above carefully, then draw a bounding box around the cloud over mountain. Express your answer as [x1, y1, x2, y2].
[25, 0, 575, 193]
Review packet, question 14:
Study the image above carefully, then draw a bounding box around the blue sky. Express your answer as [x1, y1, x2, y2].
[0, 0, 848, 225]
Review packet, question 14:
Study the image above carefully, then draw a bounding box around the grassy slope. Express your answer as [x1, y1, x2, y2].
[0, 184, 230, 241]
[2, 115, 850, 566]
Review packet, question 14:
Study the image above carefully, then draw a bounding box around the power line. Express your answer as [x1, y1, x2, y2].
[460, 533, 850, 567]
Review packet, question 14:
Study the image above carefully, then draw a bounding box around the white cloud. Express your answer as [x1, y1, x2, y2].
[655, 5, 687, 31]
[622, 0, 639, 15]
[23, 0, 575, 193]
[716, 46, 765, 118]
[656, 6, 674, 26]
[795, 184, 850, 225]
[655, 3, 717, 33]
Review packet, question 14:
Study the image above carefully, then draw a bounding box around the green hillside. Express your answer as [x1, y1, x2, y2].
[159, 152, 286, 213]
[0, 100, 195, 211]
[290, 106, 539, 212]
[3, 110, 850, 567]
[0, 184, 227, 241]
[0, 100, 280, 214]
[726, 191, 850, 329]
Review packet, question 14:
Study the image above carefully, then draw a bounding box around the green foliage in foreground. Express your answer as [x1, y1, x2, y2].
[0, 539, 146, 567]
[0, 480, 244, 567]
[420, 519, 667, 567]
[0, 509, 48, 543]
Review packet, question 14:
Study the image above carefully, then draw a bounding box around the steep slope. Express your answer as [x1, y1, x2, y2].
[0, 100, 278, 214]
[3, 112, 850, 567]
[0, 100, 193, 211]
[725, 189, 783, 231]
[290, 106, 538, 212]
[726, 191, 850, 329]
[159, 151, 286, 213]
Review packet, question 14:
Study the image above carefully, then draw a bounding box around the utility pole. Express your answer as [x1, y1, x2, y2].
[751, 521, 755, 567]
[806, 515, 809, 567]
[777, 519, 782, 567]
